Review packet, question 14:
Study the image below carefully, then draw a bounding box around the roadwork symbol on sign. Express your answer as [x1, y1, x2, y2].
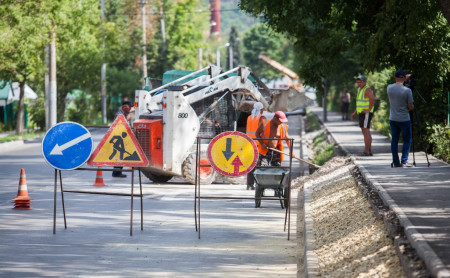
[42, 122, 93, 170]
[88, 114, 149, 167]
[207, 131, 258, 177]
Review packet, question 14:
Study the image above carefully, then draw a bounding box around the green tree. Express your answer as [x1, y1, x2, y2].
[227, 26, 242, 69]
[242, 23, 294, 81]
[0, 1, 48, 134]
[220, 0, 259, 39]
[239, 0, 450, 152]
[148, 0, 208, 78]
[53, 0, 105, 122]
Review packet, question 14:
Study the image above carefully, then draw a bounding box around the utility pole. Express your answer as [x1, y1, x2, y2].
[100, 0, 107, 123]
[160, 5, 166, 73]
[216, 43, 229, 68]
[44, 45, 50, 130]
[321, 77, 328, 122]
[141, 0, 148, 88]
[228, 45, 233, 70]
[49, 29, 57, 127]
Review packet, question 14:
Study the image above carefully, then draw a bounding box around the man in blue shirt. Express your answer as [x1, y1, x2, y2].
[387, 70, 415, 168]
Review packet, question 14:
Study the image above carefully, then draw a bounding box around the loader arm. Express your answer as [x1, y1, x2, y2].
[180, 66, 269, 108]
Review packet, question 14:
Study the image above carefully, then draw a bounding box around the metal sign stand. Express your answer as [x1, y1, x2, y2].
[53, 167, 144, 236]
[194, 136, 293, 240]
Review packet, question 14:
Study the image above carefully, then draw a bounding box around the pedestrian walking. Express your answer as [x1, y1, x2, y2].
[340, 88, 351, 120]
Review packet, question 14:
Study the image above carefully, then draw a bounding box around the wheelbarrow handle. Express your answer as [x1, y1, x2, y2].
[268, 148, 321, 169]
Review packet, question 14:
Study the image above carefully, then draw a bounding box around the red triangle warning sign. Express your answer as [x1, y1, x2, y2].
[88, 114, 149, 167]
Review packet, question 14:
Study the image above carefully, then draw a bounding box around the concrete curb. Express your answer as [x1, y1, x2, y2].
[355, 159, 450, 278]
[303, 182, 318, 278]
[317, 113, 450, 278]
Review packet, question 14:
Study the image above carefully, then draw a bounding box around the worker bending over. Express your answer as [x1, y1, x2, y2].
[255, 111, 290, 166]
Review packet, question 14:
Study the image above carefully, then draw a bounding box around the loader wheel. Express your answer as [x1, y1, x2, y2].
[182, 153, 216, 185]
[141, 169, 173, 183]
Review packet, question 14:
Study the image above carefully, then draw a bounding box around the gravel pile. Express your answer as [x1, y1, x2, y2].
[293, 157, 405, 277]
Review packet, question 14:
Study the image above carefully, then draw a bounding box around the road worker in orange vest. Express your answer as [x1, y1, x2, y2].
[255, 111, 290, 167]
[246, 102, 265, 190]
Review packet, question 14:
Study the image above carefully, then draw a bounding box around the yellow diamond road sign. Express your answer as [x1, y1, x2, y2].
[207, 131, 258, 177]
[87, 114, 149, 167]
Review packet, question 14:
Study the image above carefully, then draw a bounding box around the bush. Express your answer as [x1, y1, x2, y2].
[426, 124, 450, 163]
[28, 98, 46, 130]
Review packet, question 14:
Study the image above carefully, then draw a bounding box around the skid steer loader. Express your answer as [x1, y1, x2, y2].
[133, 65, 271, 184]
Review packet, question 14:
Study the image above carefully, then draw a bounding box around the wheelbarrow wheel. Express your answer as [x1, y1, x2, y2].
[255, 186, 263, 208]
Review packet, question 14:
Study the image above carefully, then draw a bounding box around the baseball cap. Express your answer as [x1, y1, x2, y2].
[356, 75, 366, 81]
[394, 69, 406, 78]
[274, 111, 288, 123]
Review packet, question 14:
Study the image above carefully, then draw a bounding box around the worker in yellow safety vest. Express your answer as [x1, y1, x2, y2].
[255, 111, 290, 167]
[351, 75, 375, 156]
[246, 102, 265, 190]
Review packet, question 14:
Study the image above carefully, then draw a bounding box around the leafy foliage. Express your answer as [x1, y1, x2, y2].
[242, 23, 294, 81]
[220, 0, 260, 39]
[148, 0, 208, 78]
[426, 124, 450, 162]
[0, 1, 48, 134]
[239, 0, 450, 156]
[28, 98, 46, 130]
[227, 26, 242, 69]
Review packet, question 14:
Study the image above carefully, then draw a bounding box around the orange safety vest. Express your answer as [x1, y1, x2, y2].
[258, 119, 289, 161]
[246, 114, 262, 139]
[247, 114, 262, 149]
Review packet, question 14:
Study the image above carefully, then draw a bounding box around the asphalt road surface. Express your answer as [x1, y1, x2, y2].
[0, 128, 299, 277]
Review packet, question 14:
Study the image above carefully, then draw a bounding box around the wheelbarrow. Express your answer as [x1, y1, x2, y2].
[252, 167, 290, 209]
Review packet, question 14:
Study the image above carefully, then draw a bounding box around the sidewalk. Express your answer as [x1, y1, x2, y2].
[309, 106, 450, 278]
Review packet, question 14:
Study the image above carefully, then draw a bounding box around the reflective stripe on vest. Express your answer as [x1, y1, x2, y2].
[356, 85, 373, 113]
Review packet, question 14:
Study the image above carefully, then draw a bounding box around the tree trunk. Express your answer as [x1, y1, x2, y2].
[15, 80, 26, 135]
[437, 0, 450, 24]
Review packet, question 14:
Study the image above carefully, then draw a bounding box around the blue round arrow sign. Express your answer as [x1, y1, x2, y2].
[42, 122, 93, 170]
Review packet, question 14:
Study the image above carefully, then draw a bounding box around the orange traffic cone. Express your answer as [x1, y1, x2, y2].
[92, 168, 106, 187]
[12, 168, 32, 209]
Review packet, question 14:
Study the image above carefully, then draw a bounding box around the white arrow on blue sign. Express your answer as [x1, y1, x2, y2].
[42, 122, 93, 170]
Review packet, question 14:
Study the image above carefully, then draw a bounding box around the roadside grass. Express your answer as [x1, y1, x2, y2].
[305, 111, 320, 132]
[0, 131, 44, 143]
[305, 111, 336, 166]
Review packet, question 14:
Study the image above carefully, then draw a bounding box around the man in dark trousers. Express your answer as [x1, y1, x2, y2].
[387, 69, 414, 168]
[255, 111, 290, 167]
[111, 101, 133, 177]
[246, 102, 265, 190]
